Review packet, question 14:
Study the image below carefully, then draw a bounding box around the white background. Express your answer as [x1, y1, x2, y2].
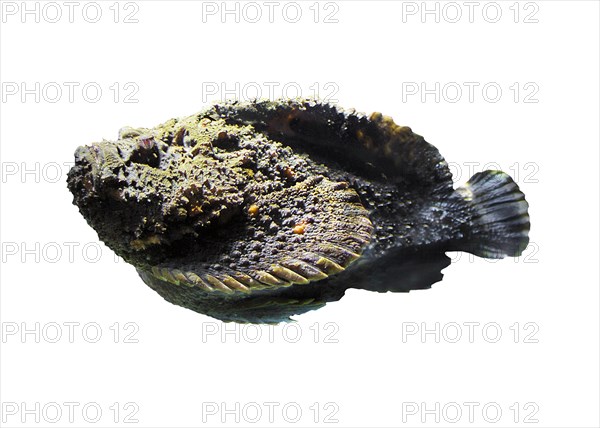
[1, 1, 598, 427]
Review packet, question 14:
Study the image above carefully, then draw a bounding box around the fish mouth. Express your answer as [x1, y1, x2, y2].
[74, 143, 114, 169]
[72, 145, 98, 175]
[69, 146, 98, 196]
[71, 142, 125, 194]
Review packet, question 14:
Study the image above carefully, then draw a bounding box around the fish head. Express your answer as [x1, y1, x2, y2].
[67, 124, 246, 267]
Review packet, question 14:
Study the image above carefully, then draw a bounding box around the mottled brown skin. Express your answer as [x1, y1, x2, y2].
[68, 98, 529, 323]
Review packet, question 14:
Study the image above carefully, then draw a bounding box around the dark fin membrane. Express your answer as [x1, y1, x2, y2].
[457, 170, 530, 259]
[137, 246, 451, 324]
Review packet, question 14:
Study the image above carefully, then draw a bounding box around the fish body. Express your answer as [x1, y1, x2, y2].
[67, 99, 530, 323]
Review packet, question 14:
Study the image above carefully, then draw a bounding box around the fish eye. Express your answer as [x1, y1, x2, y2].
[130, 136, 159, 167]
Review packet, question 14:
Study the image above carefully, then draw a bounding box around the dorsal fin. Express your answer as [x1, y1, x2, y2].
[204, 98, 453, 189]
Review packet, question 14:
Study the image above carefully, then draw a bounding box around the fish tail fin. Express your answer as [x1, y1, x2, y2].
[456, 170, 530, 259]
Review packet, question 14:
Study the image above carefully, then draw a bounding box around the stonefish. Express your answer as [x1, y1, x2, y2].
[67, 99, 530, 323]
